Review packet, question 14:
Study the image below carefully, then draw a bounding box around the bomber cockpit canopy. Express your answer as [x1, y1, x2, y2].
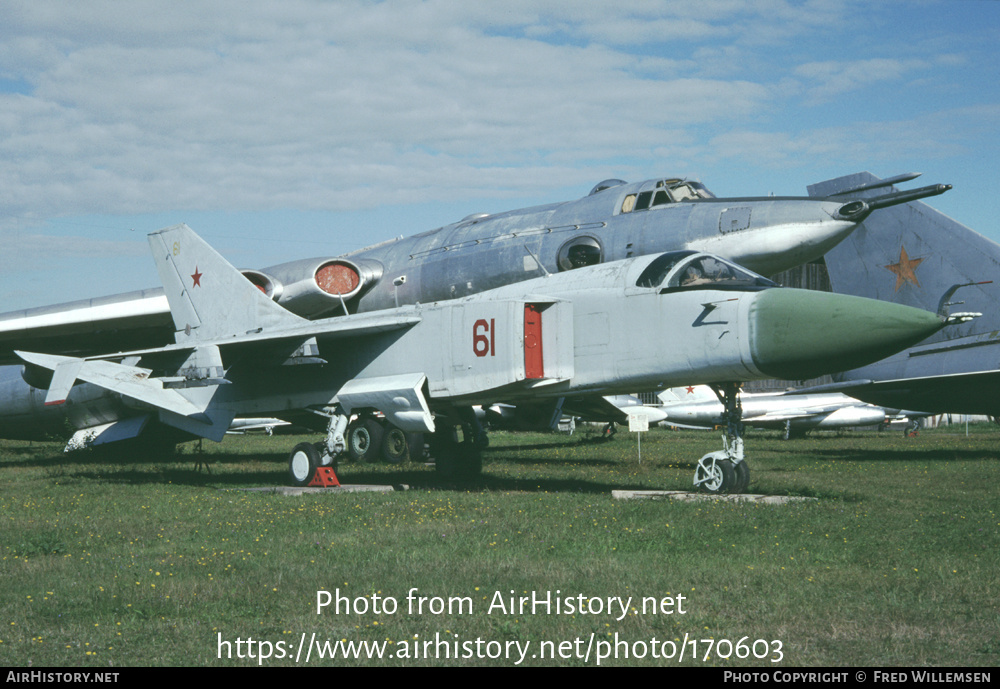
[589, 179, 627, 195]
[634, 251, 777, 292]
[619, 178, 716, 214]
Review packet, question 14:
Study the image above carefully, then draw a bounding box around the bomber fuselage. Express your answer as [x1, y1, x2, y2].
[0, 177, 866, 364]
[339, 179, 860, 314]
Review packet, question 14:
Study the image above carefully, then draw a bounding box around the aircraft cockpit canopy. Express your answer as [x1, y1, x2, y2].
[589, 179, 628, 195]
[619, 178, 716, 214]
[635, 251, 777, 292]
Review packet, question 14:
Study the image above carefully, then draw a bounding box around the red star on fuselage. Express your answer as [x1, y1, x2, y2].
[191, 266, 203, 287]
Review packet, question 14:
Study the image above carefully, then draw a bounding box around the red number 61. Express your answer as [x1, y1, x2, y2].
[473, 318, 495, 357]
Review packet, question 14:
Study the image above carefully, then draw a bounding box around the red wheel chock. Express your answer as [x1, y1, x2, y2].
[307, 466, 341, 487]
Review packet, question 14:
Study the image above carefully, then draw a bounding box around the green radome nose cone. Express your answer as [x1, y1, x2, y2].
[749, 289, 945, 380]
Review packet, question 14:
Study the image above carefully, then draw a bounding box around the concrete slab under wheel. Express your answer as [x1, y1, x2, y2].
[612, 490, 816, 504]
[236, 484, 405, 496]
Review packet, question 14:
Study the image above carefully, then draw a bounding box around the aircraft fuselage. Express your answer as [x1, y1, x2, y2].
[0, 177, 866, 364]
[341, 184, 858, 314]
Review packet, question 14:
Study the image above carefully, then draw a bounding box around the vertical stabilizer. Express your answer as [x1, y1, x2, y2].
[808, 174, 1000, 410]
[811, 174, 998, 334]
[658, 385, 718, 405]
[148, 224, 305, 342]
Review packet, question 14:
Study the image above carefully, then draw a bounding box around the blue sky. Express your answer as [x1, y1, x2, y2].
[2, 0, 998, 311]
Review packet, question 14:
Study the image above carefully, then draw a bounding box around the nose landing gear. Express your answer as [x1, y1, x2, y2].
[693, 382, 750, 494]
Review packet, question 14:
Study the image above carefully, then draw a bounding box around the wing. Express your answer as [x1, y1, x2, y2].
[0, 290, 173, 365]
[798, 370, 1000, 416]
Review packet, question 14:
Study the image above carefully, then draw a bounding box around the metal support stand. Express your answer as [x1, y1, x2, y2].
[307, 466, 341, 487]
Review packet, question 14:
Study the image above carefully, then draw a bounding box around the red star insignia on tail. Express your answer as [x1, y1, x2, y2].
[191, 267, 203, 287]
[884, 246, 922, 292]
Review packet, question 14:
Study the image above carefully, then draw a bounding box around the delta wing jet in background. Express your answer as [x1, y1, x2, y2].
[2, 224, 962, 493]
[0, 174, 950, 364]
[808, 173, 998, 415]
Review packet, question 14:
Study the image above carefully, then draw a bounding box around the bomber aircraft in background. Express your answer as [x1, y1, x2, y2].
[656, 385, 926, 439]
[807, 172, 1000, 415]
[0, 173, 949, 366]
[0, 224, 964, 493]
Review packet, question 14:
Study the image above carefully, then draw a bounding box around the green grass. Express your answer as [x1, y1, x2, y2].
[0, 425, 997, 666]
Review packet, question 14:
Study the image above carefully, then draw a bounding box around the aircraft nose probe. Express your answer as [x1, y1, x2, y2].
[833, 184, 953, 222]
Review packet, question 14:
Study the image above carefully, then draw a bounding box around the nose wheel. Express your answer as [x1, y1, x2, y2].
[693, 382, 750, 494]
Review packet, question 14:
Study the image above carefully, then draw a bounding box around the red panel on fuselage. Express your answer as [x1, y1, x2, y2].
[524, 304, 543, 379]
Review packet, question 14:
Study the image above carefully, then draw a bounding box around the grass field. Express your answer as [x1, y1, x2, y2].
[1, 424, 997, 667]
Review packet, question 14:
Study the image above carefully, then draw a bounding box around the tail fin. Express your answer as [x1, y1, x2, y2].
[148, 224, 305, 343]
[657, 385, 718, 405]
[810, 173, 996, 331]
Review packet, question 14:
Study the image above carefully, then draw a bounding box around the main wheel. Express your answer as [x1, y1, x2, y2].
[406, 432, 427, 461]
[431, 424, 482, 481]
[698, 457, 737, 494]
[288, 442, 321, 486]
[380, 425, 409, 463]
[347, 418, 384, 462]
[733, 460, 750, 494]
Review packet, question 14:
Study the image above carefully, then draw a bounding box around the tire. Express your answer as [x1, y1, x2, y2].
[733, 460, 750, 494]
[288, 442, 321, 486]
[406, 432, 427, 461]
[347, 418, 384, 462]
[699, 457, 737, 494]
[380, 425, 409, 463]
[431, 424, 482, 481]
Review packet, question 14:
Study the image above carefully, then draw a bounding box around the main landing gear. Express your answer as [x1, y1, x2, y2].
[693, 382, 750, 494]
[428, 406, 487, 482]
[345, 415, 423, 464]
[288, 409, 348, 487]
[287, 406, 485, 486]
[288, 409, 430, 486]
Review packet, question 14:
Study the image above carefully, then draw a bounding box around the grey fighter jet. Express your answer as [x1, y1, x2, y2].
[2, 224, 961, 493]
[0, 175, 950, 365]
[808, 172, 999, 415]
[658, 385, 893, 438]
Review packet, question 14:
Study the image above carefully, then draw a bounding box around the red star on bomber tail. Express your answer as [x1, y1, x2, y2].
[812, 170, 999, 417]
[884, 245, 923, 292]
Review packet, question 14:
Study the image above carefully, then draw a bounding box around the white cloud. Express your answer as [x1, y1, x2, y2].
[706, 106, 989, 169]
[1, 0, 998, 311]
[1, 1, 784, 227]
[794, 58, 931, 104]
[0, 0, 993, 236]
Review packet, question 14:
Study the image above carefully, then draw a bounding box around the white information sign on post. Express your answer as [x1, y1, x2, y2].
[628, 411, 649, 463]
[628, 411, 650, 433]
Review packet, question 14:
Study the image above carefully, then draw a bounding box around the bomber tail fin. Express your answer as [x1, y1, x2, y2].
[810, 173, 996, 331]
[148, 224, 306, 343]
